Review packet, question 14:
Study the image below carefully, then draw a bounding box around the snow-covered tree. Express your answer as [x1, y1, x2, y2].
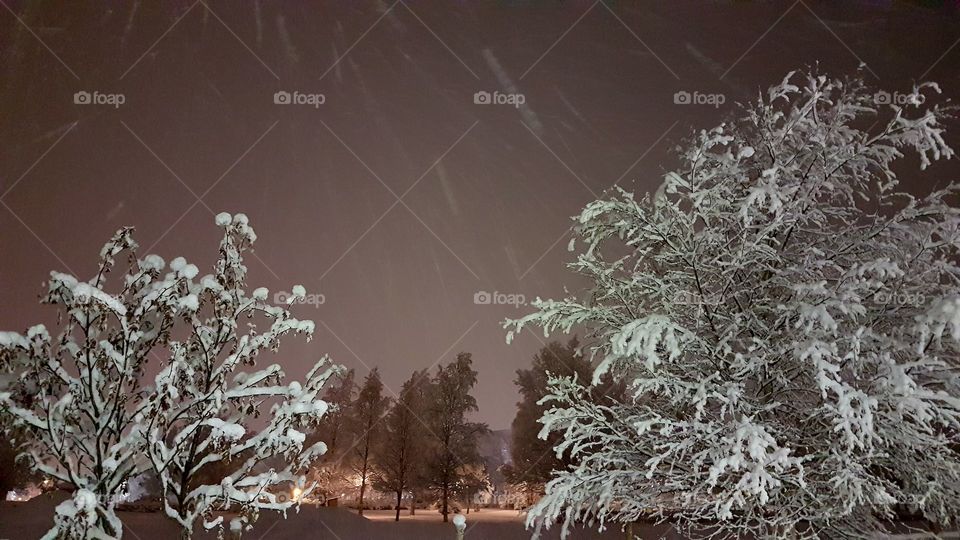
[0, 228, 171, 538]
[137, 212, 337, 537]
[506, 70, 960, 538]
[503, 338, 622, 502]
[0, 213, 339, 539]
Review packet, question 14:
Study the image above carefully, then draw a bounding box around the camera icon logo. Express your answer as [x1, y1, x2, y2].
[673, 90, 691, 105]
[473, 91, 491, 105]
[873, 91, 891, 105]
[74, 91, 91, 105]
[274, 90, 292, 105]
[473, 291, 492, 304]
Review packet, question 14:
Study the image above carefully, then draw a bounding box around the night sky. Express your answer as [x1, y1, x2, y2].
[2, 1, 960, 429]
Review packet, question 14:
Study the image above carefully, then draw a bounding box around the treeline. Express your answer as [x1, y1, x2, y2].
[306, 352, 489, 522]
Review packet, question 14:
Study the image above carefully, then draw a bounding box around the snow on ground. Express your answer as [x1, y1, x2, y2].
[3, 494, 956, 538]
[0, 494, 647, 539]
[363, 508, 526, 523]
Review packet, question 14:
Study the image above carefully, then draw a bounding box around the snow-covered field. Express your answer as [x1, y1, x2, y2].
[0, 493, 647, 539]
[362, 508, 526, 522]
[3, 495, 957, 539]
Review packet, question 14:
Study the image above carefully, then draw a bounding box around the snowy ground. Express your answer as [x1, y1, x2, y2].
[362, 508, 527, 522]
[3, 494, 958, 538]
[0, 493, 662, 539]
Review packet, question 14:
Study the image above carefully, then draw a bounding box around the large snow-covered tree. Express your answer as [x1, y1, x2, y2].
[0, 228, 173, 539]
[506, 70, 960, 538]
[137, 212, 337, 537]
[0, 213, 339, 539]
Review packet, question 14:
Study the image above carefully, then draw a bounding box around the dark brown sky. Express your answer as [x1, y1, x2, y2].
[2, 0, 960, 429]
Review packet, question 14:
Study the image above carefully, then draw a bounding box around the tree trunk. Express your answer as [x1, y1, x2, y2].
[409, 489, 415, 515]
[358, 479, 366, 516]
[395, 490, 401, 521]
[442, 482, 449, 522]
